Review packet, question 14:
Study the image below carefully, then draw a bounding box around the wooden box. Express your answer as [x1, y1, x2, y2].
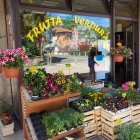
[101, 108, 132, 140]
[84, 110, 97, 138]
[132, 104, 140, 125]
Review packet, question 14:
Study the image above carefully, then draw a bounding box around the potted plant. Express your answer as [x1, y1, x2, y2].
[109, 43, 133, 62]
[71, 98, 94, 113]
[0, 48, 28, 78]
[42, 108, 84, 137]
[0, 102, 14, 136]
[24, 66, 47, 100]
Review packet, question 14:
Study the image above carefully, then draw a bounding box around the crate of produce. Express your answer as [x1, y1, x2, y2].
[101, 108, 132, 140]
[132, 104, 140, 125]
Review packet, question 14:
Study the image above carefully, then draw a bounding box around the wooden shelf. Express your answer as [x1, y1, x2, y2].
[21, 86, 81, 117]
[20, 86, 83, 140]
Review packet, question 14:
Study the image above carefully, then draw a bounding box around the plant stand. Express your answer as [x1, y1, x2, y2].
[0, 120, 14, 136]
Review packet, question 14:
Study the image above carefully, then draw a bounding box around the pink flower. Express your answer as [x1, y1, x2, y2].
[1, 60, 6, 65]
[122, 82, 129, 91]
[10, 57, 15, 62]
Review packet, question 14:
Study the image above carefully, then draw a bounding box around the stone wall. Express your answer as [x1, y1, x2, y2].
[0, 0, 12, 104]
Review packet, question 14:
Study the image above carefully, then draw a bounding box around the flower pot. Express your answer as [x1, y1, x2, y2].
[0, 66, 2, 73]
[3, 67, 20, 78]
[0, 120, 14, 136]
[96, 55, 104, 61]
[114, 55, 124, 62]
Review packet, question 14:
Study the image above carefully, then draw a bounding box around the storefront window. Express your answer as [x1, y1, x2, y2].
[20, 11, 110, 80]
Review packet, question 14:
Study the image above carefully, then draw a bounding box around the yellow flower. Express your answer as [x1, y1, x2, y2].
[57, 80, 61, 85]
[116, 119, 123, 126]
[58, 70, 64, 75]
[85, 99, 90, 107]
[122, 92, 127, 98]
[49, 129, 55, 136]
[29, 66, 37, 75]
[129, 81, 135, 87]
[62, 79, 66, 84]
[117, 43, 122, 47]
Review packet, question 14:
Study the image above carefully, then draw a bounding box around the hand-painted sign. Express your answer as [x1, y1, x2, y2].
[27, 16, 109, 43]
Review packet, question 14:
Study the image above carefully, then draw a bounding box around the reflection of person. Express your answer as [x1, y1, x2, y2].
[88, 47, 98, 82]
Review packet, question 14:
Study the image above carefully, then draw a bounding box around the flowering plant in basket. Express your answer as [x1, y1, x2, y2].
[0, 48, 28, 68]
[0, 48, 28, 78]
[109, 43, 133, 61]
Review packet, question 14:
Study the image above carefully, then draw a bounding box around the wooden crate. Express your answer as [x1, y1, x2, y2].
[101, 108, 132, 140]
[94, 107, 102, 135]
[84, 110, 97, 138]
[132, 104, 140, 125]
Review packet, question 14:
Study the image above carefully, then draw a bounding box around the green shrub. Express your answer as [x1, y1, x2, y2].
[118, 123, 140, 140]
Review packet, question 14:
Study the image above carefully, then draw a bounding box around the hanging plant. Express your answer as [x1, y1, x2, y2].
[0, 48, 28, 78]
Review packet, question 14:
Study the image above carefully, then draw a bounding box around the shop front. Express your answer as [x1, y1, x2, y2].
[1, 0, 140, 140]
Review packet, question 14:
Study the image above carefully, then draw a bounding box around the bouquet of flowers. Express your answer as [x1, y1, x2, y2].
[109, 43, 133, 59]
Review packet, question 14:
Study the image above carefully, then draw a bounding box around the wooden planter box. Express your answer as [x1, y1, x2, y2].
[0, 120, 14, 136]
[84, 110, 97, 138]
[101, 108, 132, 140]
[48, 127, 85, 140]
[132, 104, 140, 125]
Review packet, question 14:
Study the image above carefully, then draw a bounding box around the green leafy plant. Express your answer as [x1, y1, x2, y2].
[42, 113, 64, 137]
[42, 108, 84, 137]
[118, 123, 140, 140]
[22, 38, 40, 57]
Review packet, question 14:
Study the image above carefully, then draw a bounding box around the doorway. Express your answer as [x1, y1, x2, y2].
[115, 20, 136, 85]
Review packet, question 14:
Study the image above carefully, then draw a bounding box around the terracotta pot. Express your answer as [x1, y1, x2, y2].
[3, 67, 20, 78]
[114, 55, 124, 62]
[0, 66, 2, 73]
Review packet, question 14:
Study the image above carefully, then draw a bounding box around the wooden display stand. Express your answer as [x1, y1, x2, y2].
[20, 86, 85, 140]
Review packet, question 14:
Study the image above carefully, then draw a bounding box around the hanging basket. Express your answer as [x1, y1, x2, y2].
[96, 55, 104, 61]
[3, 67, 20, 78]
[0, 66, 2, 73]
[114, 55, 124, 62]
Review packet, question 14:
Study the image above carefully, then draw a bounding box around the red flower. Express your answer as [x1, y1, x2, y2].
[28, 86, 33, 91]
